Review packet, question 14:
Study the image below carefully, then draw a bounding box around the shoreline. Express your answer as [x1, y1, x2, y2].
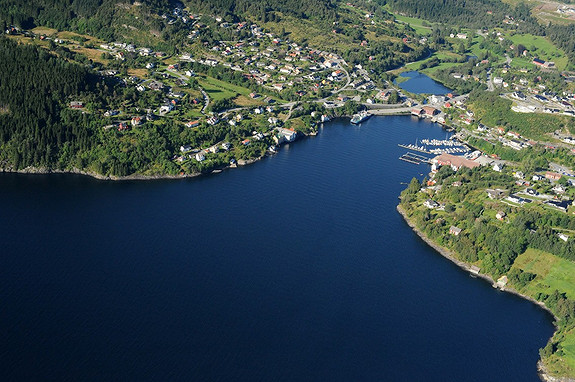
[395, 204, 570, 382]
[0, 120, 335, 182]
[0, 113, 413, 182]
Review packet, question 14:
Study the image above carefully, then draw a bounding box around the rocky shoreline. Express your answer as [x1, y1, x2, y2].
[0, 166, 202, 181]
[396, 204, 572, 382]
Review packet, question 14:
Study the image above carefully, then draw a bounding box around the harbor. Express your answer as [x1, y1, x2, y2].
[398, 138, 470, 158]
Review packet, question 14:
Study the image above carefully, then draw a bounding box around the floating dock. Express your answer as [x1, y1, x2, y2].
[399, 152, 431, 164]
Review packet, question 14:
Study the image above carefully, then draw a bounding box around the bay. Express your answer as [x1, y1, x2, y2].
[0, 116, 554, 381]
[396, 70, 452, 95]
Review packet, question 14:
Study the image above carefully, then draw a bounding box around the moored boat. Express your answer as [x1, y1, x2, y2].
[350, 110, 371, 124]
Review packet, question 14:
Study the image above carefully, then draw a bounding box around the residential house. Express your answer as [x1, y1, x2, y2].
[506, 194, 529, 205]
[159, 104, 174, 114]
[486, 188, 507, 199]
[545, 171, 562, 181]
[553, 185, 566, 194]
[131, 116, 143, 126]
[148, 81, 164, 91]
[274, 127, 297, 143]
[546, 200, 571, 212]
[207, 116, 219, 125]
[424, 199, 440, 209]
[493, 163, 504, 172]
[449, 226, 462, 236]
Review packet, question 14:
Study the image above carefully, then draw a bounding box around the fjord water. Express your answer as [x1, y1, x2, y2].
[396, 70, 452, 95]
[1, 116, 553, 381]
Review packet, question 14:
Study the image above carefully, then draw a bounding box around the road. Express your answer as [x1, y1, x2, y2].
[367, 107, 413, 115]
[167, 68, 210, 113]
[486, 54, 511, 92]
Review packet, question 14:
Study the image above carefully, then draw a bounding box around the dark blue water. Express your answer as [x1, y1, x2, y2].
[397, 70, 452, 95]
[1, 117, 553, 381]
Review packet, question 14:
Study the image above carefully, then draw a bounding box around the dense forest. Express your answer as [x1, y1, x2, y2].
[0, 0, 336, 38]
[0, 0, 169, 41]
[385, 0, 510, 28]
[0, 37, 99, 169]
[184, 0, 337, 22]
[0, 37, 183, 177]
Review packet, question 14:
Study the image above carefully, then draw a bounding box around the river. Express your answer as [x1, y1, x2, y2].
[0, 116, 554, 381]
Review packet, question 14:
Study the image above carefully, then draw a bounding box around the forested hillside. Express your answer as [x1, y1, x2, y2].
[0, 37, 100, 170]
[0, 0, 172, 41]
[185, 0, 336, 21]
[384, 0, 575, 64]
[0, 0, 336, 39]
[386, 0, 511, 28]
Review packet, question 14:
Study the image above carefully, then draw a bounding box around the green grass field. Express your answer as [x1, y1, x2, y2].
[512, 248, 575, 300]
[509, 250, 575, 375]
[386, 9, 434, 35]
[197, 76, 251, 102]
[505, 33, 568, 70]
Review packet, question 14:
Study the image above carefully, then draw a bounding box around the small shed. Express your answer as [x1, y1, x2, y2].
[496, 275, 508, 289]
[469, 265, 480, 276]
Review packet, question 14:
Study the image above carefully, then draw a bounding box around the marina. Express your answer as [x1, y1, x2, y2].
[398, 138, 470, 157]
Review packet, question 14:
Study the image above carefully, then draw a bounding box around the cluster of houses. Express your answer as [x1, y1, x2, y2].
[510, 88, 575, 117]
[190, 30, 353, 96]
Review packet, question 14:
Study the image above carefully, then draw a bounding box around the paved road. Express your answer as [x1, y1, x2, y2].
[199, 87, 210, 114]
[367, 107, 413, 115]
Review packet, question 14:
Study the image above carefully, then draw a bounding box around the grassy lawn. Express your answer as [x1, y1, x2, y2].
[127, 68, 148, 78]
[402, 51, 464, 74]
[510, 56, 536, 69]
[197, 77, 244, 102]
[512, 248, 575, 300]
[234, 95, 264, 107]
[505, 33, 568, 70]
[387, 11, 434, 35]
[31, 26, 58, 36]
[510, 248, 575, 375]
[199, 76, 253, 96]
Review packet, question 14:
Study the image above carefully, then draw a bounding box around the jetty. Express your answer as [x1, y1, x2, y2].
[398, 143, 431, 154]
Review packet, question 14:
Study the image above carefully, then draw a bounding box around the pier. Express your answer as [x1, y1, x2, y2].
[398, 143, 431, 154]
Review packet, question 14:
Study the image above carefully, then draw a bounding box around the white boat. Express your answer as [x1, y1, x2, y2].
[350, 110, 371, 124]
